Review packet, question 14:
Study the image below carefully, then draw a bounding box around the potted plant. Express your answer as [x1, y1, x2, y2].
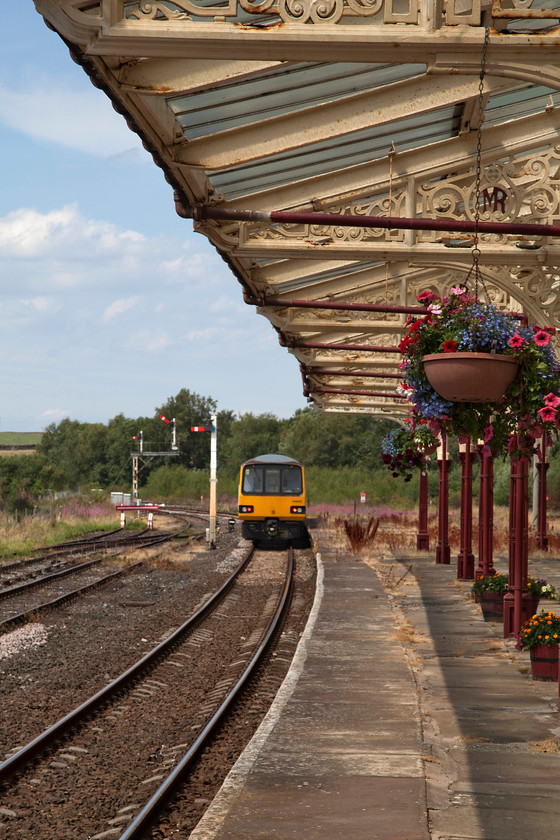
[515, 610, 560, 680]
[399, 287, 560, 458]
[527, 576, 557, 611]
[381, 421, 439, 482]
[471, 573, 509, 620]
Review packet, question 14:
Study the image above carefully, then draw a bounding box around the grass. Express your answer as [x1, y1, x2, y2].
[0, 502, 126, 560]
[0, 432, 42, 446]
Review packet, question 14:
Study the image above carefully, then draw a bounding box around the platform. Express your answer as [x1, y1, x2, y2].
[190, 531, 560, 840]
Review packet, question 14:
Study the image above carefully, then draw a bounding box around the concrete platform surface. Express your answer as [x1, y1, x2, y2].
[189, 532, 560, 840]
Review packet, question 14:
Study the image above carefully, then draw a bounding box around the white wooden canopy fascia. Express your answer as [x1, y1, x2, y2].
[32, 0, 560, 416]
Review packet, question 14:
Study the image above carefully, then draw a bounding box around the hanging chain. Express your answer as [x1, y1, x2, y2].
[466, 24, 490, 300]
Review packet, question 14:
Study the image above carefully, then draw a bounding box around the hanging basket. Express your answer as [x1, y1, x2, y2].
[422, 352, 520, 403]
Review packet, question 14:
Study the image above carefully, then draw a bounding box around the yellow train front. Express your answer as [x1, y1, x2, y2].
[238, 454, 307, 547]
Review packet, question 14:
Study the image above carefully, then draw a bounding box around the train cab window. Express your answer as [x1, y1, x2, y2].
[264, 468, 281, 494]
[242, 466, 263, 494]
[282, 466, 302, 495]
[242, 463, 302, 495]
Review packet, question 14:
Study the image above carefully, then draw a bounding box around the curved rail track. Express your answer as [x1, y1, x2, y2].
[0, 544, 312, 840]
[0, 523, 198, 630]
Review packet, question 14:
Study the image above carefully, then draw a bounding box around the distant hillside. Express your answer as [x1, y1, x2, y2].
[0, 432, 42, 451]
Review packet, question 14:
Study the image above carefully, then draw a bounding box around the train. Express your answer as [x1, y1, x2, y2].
[238, 453, 308, 547]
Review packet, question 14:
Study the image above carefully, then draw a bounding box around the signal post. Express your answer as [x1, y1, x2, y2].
[191, 415, 217, 548]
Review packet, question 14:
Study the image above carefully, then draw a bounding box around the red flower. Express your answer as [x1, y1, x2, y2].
[398, 336, 417, 354]
[417, 291, 437, 304]
[441, 339, 458, 353]
[533, 330, 551, 347]
[508, 332, 527, 349]
[407, 319, 423, 334]
[538, 405, 557, 423]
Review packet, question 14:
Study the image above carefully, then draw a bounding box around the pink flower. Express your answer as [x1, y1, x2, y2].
[427, 303, 442, 315]
[508, 332, 527, 349]
[533, 329, 551, 347]
[483, 425, 494, 442]
[507, 436, 518, 454]
[544, 392, 560, 408]
[538, 405, 557, 423]
[450, 286, 466, 296]
[481, 444, 492, 458]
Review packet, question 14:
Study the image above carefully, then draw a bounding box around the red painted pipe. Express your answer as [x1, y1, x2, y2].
[312, 388, 407, 398]
[281, 338, 402, 353]
[457, 437, 475, 580]
[303, 368, 403, 379]
[417, 468, 430, 551]
[436, 434, 451, 565]
[178, 199, 560, 238]
[476, 445, 495, 579]
[245, 293, 525, 322]
[244, 293, 428, 316]
[536, 433, 549, 551]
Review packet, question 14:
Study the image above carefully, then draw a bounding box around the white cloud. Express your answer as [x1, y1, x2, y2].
[40, 408, 69, 422]
[0, 205, 144, 261]
[0, 79, 143, 158]
[127, 330, 171, 352]
[103, 296, 140, 323]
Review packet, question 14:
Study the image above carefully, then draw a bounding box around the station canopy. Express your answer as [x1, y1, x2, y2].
[34, 1, 560, 419]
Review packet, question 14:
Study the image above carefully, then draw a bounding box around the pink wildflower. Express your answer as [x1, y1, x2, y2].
[538, 405, 557, 423]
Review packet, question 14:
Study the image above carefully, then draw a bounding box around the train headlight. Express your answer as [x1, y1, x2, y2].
[290, 506, 306, 515]
[264, 518, 279, 537]
[238, 505, 254, 513]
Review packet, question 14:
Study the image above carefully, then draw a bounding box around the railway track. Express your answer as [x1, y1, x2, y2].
[0, 544, 314, 840]
[0, 525, 198, 630]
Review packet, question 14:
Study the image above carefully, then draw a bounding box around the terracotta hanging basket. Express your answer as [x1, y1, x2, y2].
[422, 352, 520, 403]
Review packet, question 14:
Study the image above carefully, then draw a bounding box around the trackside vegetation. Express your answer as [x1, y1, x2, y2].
[0, 387, 559, 513]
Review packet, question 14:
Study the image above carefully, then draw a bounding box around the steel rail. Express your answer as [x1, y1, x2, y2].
[0, 557, 103, 602]
[35, 528, 124, 552]
[1, 562, 143, 632]
[117, 548, 294, 840]
[0, 544, 254, 784]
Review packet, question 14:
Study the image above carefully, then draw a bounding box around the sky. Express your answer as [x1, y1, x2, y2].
[0, 6, 308, 432]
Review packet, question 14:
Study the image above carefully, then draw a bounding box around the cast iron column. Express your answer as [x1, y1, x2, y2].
[504, 451, 530, 638]
[457, 436, 475, 580]
[436, 434, 450, 565]
[476, 445, 495, 578]
[536, 433, 549, 551]
[417, 465, 430, 550]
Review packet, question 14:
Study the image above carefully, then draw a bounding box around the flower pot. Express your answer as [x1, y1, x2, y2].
[419, 442, 438, 456]
[529, 643, 559, 681]
[479, 591, 504, 622]
[422, 352, 520, 403]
